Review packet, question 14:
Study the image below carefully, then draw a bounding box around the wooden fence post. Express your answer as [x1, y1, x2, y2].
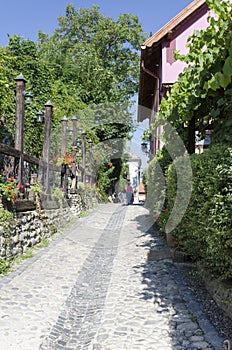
[43, 101, 53, 193]
[14, 74, 26, 185]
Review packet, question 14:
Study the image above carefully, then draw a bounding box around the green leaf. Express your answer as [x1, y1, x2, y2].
[223, 56, 232, 76]
[217, 97, 225, 106]
[209, 108, 220, 118]
[220, 73, 231, 89]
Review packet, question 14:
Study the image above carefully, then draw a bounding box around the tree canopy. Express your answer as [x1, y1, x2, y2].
[0, 5, 145, 156]
[0, 5, 145, 195]
[38, 4, 145, 105]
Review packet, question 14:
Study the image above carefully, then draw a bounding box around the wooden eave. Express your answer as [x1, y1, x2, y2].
[144, 0, 207, 48]
[138, 0, 208, 122]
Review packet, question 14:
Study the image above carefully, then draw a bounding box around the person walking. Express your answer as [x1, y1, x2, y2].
[126, 181, 133, 205]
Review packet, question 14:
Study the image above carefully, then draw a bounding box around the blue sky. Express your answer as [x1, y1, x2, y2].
[0, 0, 194, 170]
[0, 0, 193, 46]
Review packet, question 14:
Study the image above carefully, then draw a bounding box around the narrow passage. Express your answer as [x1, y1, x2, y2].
[0, 203, 224, 350]
[41, 207, 126, 349]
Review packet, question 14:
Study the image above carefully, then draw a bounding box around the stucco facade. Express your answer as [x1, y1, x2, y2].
[137, 0, 211, 155]
[161, 7, 209, 84]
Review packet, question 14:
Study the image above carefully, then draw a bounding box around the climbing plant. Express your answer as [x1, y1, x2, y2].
[155, 0, 232, 145]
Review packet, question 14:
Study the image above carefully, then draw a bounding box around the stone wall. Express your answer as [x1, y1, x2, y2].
[0, 189, 100, 262]
[0, 206, 73, 260]
[68, 190, 99, 216]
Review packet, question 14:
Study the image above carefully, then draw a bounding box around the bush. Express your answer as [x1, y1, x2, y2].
[146, 147, 172, 219]
[166, 144, 232, 279]
[0, 207, 14, 237]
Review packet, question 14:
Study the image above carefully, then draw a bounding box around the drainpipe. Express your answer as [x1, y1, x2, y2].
[141, 59, 160, 155]
[141, 60, 159, 80]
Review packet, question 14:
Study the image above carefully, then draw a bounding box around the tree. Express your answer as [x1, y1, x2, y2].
[38, 4, 145, 105]
[0, 5, 144, 195]
[1, 36, 56, 157]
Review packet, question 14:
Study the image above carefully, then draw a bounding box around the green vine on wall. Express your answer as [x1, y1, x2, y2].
[156, 0, 232, 145]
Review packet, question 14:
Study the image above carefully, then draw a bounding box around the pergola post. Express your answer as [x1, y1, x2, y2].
[43, 100, 53, 193]
[81, 131, 86, 184]
[14, 73, 26, 186]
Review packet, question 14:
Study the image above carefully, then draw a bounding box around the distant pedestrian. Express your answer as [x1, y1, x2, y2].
[130, 192, 134, 204]
[118, 191, 124, 204]
[112, 192, 118, 203]
[126, 181, 133, 205]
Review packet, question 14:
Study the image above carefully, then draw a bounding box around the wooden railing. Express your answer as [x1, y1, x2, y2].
[0, 143, 60, 196]
[0, 143, 94, 195]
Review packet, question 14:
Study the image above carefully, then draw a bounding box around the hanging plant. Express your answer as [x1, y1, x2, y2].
[0, 171, 24, 203]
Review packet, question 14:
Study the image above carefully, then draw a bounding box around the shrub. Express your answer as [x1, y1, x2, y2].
[146, 147, 172, 219]
[0, 207, 14, 237]
[166, 144, 232, 279]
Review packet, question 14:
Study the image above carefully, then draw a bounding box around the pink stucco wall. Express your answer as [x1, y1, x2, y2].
[161, 9, 209, 84]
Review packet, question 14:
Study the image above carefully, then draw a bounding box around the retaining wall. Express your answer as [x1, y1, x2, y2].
[0, 190, 100, 261]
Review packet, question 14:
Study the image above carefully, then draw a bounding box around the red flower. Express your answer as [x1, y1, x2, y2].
[7, 185, 11, 191]
[8, 176, 13, 182]
[62, 153, 74, 165]
[10, 193, 15, 198]
[108, 163, 113, 168]
[17, 183, 24, 189]
[2, 170, 7, 175]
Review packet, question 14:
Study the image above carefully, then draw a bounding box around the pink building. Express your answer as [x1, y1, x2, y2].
[138, 0, 210, 155]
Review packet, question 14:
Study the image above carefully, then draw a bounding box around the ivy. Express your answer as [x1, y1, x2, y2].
[0, 6, 144, 194]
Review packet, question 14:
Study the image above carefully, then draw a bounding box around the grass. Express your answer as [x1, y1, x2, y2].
[0, 259, 10, 275]
[21, 248, 34, 260]
[36, 237, 49, 249]
[79, 210, 90, 218]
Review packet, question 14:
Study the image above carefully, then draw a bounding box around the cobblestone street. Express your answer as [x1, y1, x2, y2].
[0, 203, 224, 349]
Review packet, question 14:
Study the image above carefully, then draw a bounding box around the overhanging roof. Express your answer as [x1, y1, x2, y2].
[144, 0, 206, 48]
[138, 0, 208, 122]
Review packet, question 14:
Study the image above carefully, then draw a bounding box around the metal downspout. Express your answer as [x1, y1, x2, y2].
[141, 59, 160, 155]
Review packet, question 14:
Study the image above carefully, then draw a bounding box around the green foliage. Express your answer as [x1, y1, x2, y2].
[0, 6, 142, 197]
[156, 208, 170, 234]
[141, 0, 232, 281]
[156, 0, 232, 146]
[166, 144, 232, 280]
[0, 258, 10, 275]
[36, 237, 49, 249]
[52, 187, 65, 207]
[79, 210, 90, 218]
[0, 174, 18, 203]
[30, 182, 42, 194]
[38, 5, 145, 104]
[97, 163, 116, 198]
[0, 207, 14, 237]
[21, 248, 34, 260]
[0, 36, 57, 157]
[0, 206, 13, 273]
[0, 47, 16, 123]
[0, 6, 141, 194]
[115, 161, 129, 193]
[145, 147, 173, 219]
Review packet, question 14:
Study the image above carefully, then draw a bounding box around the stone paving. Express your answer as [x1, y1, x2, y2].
[0, 203, 224, 350]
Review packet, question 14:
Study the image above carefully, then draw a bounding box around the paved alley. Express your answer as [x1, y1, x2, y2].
[0, 203, 224, 350]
